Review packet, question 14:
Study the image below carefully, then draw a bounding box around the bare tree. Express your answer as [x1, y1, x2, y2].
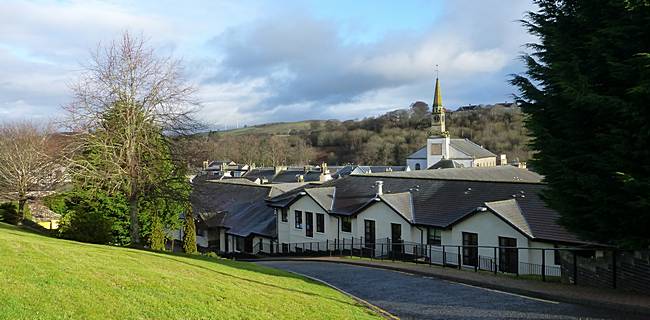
[0, 122, 63, 224]
[64, 32, 199, 245]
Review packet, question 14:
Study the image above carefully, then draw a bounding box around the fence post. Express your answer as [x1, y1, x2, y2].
[612, 249, 617, 289]
[428, 245, 432, 267]
[442, 246, 446, 268]
[474, 247, 478, 272]
[573, 250, 578, 285]
[541, 248, 546, 282]
[380, 243, 384, 260]
[458, 246, 462, 270]
[342, 238, 345, 256]
[493, 247, 498, 275]
[351, 238, 354, 257]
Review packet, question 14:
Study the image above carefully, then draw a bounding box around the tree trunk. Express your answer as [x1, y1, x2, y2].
[17, 197, 26, 226]
[129, 195, 140, 245]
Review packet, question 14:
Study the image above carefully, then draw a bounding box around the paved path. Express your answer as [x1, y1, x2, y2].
[257, 261, 645, 320]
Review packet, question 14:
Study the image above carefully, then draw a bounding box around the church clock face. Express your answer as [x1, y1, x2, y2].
[433, 115, 440, 123]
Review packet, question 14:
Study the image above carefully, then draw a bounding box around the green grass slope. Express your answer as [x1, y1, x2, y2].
[0, 223, 379, 320]
[218, 121, 319, 136]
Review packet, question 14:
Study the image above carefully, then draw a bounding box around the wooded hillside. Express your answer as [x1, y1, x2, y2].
[179, 102, 533, 167]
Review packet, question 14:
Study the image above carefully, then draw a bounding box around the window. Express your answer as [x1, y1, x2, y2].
[427, 228, 442, 246]
[235, 236, 244, 252]
[341, 216, 352, 232]
[415, 163, 421, 170]
[305, 212, 313, 237]
[316, 213, 325, 233]
[294, 210, 303, 229]
[281, 208, 288, 222]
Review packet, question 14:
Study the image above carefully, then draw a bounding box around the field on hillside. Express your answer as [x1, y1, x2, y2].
[218, 121, 318, 136]
[0, 223, 379, 320]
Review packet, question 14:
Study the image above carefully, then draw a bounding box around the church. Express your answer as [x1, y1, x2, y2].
[406, 77, 498, 170]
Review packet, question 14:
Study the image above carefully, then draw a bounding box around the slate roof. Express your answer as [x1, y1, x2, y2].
[268, 173, 582, 244]
[305, 187, 336, 211]
[429, 159, 464, 169]
[366, 166, 543, 183]
[379, 192, 414, 222]
[407, 138, 496, 160]
[484, 199, 533, 238]
[407, 147, 428, 159]
[191, 179, 277, 238]
[242, 168, 275, 182]
[331, 165, 355, 179]
[450, 139, 496, 158]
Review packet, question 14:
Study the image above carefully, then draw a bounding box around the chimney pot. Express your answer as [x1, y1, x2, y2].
[375, 181, 384, 196]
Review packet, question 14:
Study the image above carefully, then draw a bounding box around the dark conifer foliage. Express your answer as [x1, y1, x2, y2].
[512, 0, 650, 247]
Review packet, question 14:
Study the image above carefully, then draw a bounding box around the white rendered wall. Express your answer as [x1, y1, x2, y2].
[406, 158, 427, 170]
[281, 196, 339, 245]
[446, 210, 531, 268]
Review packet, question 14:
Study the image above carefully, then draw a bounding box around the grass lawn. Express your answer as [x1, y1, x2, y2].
[0, 223, 380, 320]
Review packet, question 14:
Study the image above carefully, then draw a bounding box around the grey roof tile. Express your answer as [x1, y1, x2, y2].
[366, 166, 543, 183]
[485, 199, 533, 238]
[450, 139, 496, 158]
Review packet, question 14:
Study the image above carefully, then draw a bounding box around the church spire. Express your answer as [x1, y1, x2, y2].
[433, 77, 442, 108]
[429, 68, 446, 136]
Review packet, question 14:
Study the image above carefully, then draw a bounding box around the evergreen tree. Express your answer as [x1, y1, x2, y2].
[512, 0, 650, 247]
[149, 215, 166, 251]
[183, 207, 197, 254]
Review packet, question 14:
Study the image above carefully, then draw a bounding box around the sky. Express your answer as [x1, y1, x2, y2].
[0, 0, 537, 129]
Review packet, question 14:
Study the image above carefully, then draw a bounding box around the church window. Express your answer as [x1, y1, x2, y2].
[415, 163, 421, 170]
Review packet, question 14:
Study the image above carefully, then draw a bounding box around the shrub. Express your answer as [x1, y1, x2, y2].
[182, 209, 197, 254]
[0, 202, 19, 225]
[59, 209, 113, 244]
[149, 216, 166, 251]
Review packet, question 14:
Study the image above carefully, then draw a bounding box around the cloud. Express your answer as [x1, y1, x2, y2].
[0, 0, 536, 127]
[203, 0, 535, 126]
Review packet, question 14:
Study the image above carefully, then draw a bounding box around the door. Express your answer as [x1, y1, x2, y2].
[364, 220, 375, 249]
[244, 236, 253, 253]
[499, 237, 518, 273]
[391, 223, 402, 254]
[462, 232, 478, 267]
[305, 212, 313, 238]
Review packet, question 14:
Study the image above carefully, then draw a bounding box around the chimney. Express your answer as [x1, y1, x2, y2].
[375, 181, 384, 196]
[202, 160, 209, 170]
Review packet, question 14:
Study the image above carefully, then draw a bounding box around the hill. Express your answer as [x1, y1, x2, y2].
[0, 223, 379, 320]
[180, 102, 532, 167]
[217, 120, 319, 136]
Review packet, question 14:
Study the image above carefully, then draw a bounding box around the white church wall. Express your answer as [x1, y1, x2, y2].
[406, 158, 427, 170]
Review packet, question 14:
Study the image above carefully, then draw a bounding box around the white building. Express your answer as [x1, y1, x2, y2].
[406, 77, 497, 170]
[268, 166, 586, 275]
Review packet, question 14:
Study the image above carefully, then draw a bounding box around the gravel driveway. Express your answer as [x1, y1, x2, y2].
[257, 261, 644, 320]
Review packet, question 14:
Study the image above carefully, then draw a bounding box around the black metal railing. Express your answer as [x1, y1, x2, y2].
[241, 238, 650, 294]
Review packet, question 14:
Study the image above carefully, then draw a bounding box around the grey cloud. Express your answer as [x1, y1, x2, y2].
[204, 0, 535, 122]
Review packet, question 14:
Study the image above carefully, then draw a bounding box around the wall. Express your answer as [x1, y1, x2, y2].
[406, 158, 427, 171]
[426, 137, 448, 168]
[473, 157, 497, 167]
[279, 196, 339, 245]
[446, 210, 531, 268]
